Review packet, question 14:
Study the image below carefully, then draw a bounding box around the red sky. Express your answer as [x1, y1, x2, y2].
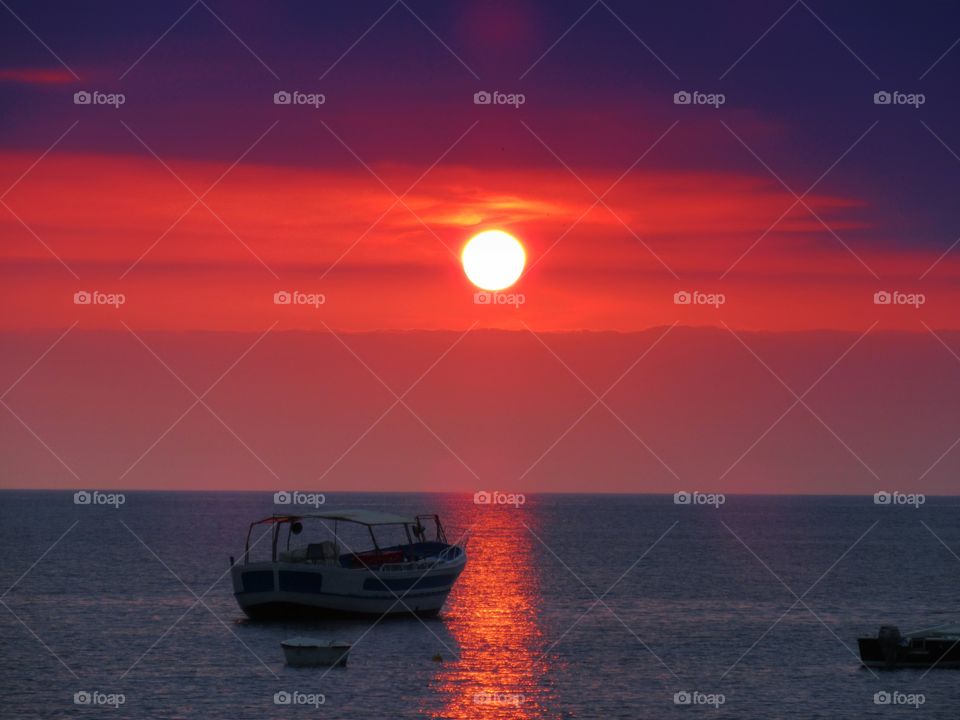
[3, 328, 960, 495]
[3, 139, 958, 495]
[2, 0, 959, 492]
[2, 148, 957, 333]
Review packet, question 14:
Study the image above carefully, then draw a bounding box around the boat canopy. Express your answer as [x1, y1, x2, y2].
[311, 509, 417, 526]
[252, 509, 417, 527]
[241, 509, 452, 564]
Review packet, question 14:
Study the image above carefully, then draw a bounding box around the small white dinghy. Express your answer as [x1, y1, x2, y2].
[281, 637, 351, 667]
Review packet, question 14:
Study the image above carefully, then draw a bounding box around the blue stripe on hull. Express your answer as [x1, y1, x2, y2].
[241, 570, 274, 592]
[279, 571, 324, 593]
[241, 571, 459, 595]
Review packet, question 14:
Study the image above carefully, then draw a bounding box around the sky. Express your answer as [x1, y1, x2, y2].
[1, 1, 959, 492]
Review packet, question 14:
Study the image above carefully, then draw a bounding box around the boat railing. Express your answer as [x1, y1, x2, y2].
[439, 543, 464, 561]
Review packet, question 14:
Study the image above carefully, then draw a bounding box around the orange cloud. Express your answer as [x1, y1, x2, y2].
[1, 150, 957, 332]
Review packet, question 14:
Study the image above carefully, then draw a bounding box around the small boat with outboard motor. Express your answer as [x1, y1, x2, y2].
[858, 624, 960, 669]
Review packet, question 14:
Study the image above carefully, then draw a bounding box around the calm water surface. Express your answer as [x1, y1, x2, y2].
[1, 492, 959, 718]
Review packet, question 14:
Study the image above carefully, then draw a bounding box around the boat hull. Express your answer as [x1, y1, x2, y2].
[858, 637, 960, 669]
[232, 554, 466, 619]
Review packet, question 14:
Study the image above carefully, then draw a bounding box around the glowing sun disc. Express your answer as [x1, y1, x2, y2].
[461, 230, 525, 291]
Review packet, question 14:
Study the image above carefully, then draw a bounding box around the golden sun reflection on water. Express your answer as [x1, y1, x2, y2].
[427, 501, 552, 719]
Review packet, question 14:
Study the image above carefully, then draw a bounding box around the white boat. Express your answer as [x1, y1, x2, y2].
[230, 510, 467, 619]
[281, 637, 351, 667]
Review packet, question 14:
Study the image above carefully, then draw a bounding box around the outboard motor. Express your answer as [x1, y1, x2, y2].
[878, 625, 902, 667]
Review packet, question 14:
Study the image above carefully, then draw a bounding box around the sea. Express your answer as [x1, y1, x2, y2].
[1, 491, 959, 719]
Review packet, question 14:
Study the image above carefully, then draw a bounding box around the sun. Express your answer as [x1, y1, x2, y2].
[461, 230, 525, 291]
